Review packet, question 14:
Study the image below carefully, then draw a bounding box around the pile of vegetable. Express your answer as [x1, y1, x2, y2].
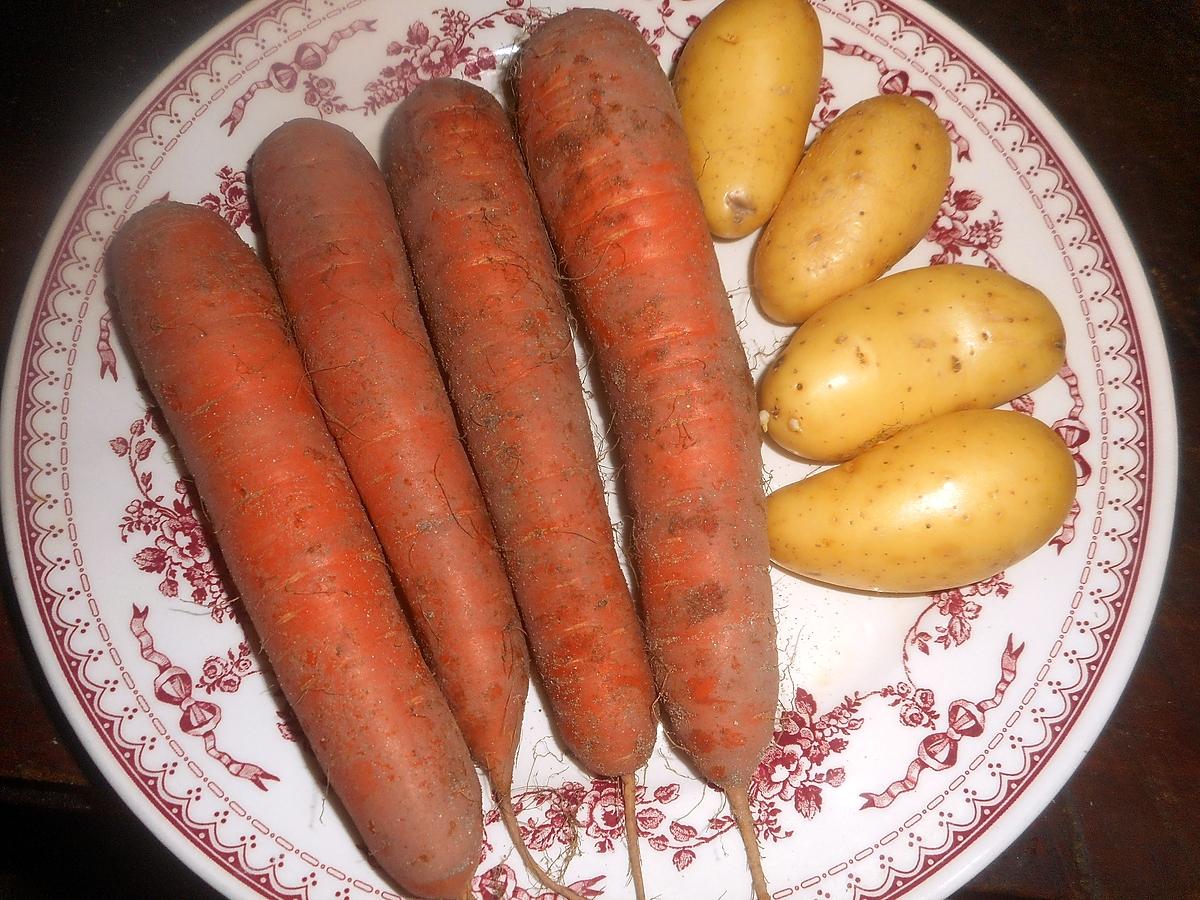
[674, 0, 1074, 595]
[104, 1, 1076, 898]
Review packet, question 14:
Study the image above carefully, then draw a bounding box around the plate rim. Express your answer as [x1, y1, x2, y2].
[1, 0, 1179, 898]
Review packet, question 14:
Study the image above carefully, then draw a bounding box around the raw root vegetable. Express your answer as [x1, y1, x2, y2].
[106, 202, 482, 899]
[514, 10, 779, 898]
[250, 118, 529, 805]
[386, 77, 659, 900]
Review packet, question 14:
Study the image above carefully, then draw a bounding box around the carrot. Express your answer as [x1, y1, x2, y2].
[250, 119, 530, 808]
[385, 77, 658, 899]
[106, 201, 483, 899]
[513, 10, 779, 898]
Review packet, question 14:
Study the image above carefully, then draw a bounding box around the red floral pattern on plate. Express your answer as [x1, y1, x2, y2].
[199, 165, 256, 231]
[474, 862, 604, 899]
[112, 412, 234, 619]
[199, 642, 258, 694]
[481, 688, 859, 879]
[927, 182, 1004, 268]
[911, 575, 1013, 655]
[358, 10, 507, 113]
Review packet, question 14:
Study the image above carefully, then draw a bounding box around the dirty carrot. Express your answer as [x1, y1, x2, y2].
[514, 10, 779, 898]
[251, 119, 529, 800]
[106, 201, 483, 899]
[386, 77, 659, 900]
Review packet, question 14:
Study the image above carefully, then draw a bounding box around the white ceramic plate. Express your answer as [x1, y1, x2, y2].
[2, 1, 1176, 898]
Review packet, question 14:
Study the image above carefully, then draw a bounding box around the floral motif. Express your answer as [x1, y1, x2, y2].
[812, 76, 841, 129]
[911, 574, 1012, 655]
[878, 681, 940, 728]
[473, 862, 604, 900]
[302, 74, 348, 118]
[360, 4, 540, 114]
[113, 412, 234, 620]
[198, 642, 257, 694]
[935, 591, 984, 645]
[198, 165, 254, 231]
[927, 182, 1004, 268]
[616, 6, 669, 56]
[301, 1, 697, 120]
[575, 780, 630, 851]
[620, 0, 706, 60]
[275, 710, 298, 743]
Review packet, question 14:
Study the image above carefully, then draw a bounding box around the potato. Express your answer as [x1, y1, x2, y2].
[767, 410, 1076, 593]
[759, 264, 1066, 461]
[753, 94, 951, 323]
[673, 0, 822, 239]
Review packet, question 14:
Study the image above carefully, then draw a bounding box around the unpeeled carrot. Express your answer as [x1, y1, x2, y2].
[107, 201, 482, 899]
[251, 120, 529, 805]
[514, 10, 779, 897]
[386, 77, 659, 899]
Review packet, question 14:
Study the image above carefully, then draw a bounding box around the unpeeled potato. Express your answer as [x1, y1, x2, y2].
[759, 264, 1066, 462]
[674, 0, 823, 239]
[753, 94, 951, 324]
[766, 410, 1077, 593]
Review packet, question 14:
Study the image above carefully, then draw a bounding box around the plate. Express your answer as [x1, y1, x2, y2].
[1, 1, 1176, 898]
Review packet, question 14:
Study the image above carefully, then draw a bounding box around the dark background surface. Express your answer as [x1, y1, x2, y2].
[2, 1, 1197, 897]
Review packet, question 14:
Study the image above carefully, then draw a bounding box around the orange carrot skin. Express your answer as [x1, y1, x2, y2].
[386, 78, 658, 777]
[251, 119, 528, 788]
[107, 202, 482, 899]
[514, 10, 779, 791]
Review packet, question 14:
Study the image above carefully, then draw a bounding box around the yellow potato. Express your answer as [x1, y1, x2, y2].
[759, 264, 1066, 461]
[767, 410, 1076, 593]
[753, 94, 951, 323]
[674, 0, 822, 239]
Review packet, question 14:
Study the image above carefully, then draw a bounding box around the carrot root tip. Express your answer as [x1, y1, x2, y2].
[621, 773, 648, 900]
[728, 787, 770, 900]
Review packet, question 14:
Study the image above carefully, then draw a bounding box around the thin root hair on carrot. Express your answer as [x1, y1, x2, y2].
[497, 794, 589, 900]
